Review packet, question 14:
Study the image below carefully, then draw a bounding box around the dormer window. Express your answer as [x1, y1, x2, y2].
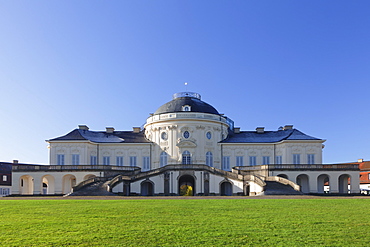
[182, 105, 191, 111]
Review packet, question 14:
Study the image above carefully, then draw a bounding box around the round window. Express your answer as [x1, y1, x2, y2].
[183, 131, 190, 139]
[161, 132, 168, 140]
[206, 131, 212, 139]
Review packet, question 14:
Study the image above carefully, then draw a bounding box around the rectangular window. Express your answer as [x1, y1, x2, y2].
[103, 156, 110, 166]
[368, 173, 370, 180]
[72, 154, 80, 166]
[293, 154, 300, 164]
[90, 156, 97, 165]
[249, 156, 256, 166]
[206, 152, 213, 167]
[57, 154, 65, 165]
[143, 156, 150, 171]
[276, 156, 282, 165]
[160, 152, 167, 167]
[262, 156, 270, 165]
[222, 156, 230, 171]
[130, 156, 137, 167]
[236, 156, 243, 166]
[1, 188, 9, 196]
[116, 156, 124, 166]
[307, 154, 315, 164]
[2, 175, 7, 182]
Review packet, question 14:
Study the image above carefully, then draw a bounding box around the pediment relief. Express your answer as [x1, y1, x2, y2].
[306, 146, 316, 152]
[176, 140, 197, 148]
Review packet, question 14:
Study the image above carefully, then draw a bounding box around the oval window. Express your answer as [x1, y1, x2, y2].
[206, 131, 212, 139]
[183, 131, 190, 139]
[161, 132, 168, 140]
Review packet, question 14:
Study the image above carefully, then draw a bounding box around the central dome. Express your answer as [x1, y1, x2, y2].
[154, 92, 220, 115]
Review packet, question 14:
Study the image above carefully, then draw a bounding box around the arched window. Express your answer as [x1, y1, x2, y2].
[160, 152, 168, 167]
[206, 152, 213, 167]
[182, 151, 191, 165]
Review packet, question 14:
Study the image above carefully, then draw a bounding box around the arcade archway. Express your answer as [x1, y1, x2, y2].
[178, 175, 195, 196]
[317, 174, 330, 193]
[20, 175, 34, 195]
[296, 174, 309, 193]
[62, 174, 76, 194]
[338, 174, 350, 194]
[41, 175, 55, 195]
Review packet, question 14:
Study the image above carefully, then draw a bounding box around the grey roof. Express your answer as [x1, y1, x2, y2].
[48, 129, 151, 143]
[154, 96, 219, 115]
[221, 129, 322, 143]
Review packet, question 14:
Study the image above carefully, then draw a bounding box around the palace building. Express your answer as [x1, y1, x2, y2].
[10, 92, 360, 196]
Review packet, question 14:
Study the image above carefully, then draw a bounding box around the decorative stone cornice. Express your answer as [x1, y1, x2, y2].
[176, 140, 197, 148]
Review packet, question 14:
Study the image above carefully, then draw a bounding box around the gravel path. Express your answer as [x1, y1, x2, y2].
[2, 195, 370, 200]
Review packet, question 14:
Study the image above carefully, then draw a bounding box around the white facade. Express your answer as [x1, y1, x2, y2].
[10, 92, 360, 196]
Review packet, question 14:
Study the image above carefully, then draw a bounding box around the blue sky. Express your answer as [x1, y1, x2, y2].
[1, 1, 369, 164]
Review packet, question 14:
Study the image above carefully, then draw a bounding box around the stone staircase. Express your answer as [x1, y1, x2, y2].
[66, 180, 117, 196]
[262, 181, 303, 195]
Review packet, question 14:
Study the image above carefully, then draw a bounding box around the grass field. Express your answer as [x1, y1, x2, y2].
[0, 198, 369, 246]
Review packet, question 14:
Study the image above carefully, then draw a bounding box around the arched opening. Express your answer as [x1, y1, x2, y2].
[42, 175, 55, 195]
[204, 180, 209, 196]
[182, 151, 191, 165]
[141, 180, 154, 196]
[83, 174, 96, 181]
[338, 174, 350, 194]
[20, 175, 34, 195]
[277, 174, 288, 179]
[296, 174, 310, 193]
[62, 174, 76, 194]
[178, 175, 195, 196]
[42, 183, 48, 195]
[317, 174, 330, 193]
[220, 181, 233, 196]
[244, 184, 250, 196]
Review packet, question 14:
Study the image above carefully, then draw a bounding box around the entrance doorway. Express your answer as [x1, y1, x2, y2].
[220, 181, 233, 196]
[178, 175, 195, 196]
[141, 180, 154, 196]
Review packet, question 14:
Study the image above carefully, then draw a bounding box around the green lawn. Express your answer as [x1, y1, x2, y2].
[0, 198, 369, 246]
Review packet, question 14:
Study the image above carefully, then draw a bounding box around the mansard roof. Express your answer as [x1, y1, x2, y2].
[48, 129, 150, 143]
[221, 129, 323, 143]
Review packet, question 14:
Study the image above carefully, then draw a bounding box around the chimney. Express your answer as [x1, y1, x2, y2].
[78, 125, 89, 130]
[256, 127, 265, 134]
[358, 158, 364, 163]
[133, 127, 141, 133]
[13, 160, 19, 164]
[234, 127, 240, 134]
[283, 125, 293, 130]
[106, 127, 115, 133]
